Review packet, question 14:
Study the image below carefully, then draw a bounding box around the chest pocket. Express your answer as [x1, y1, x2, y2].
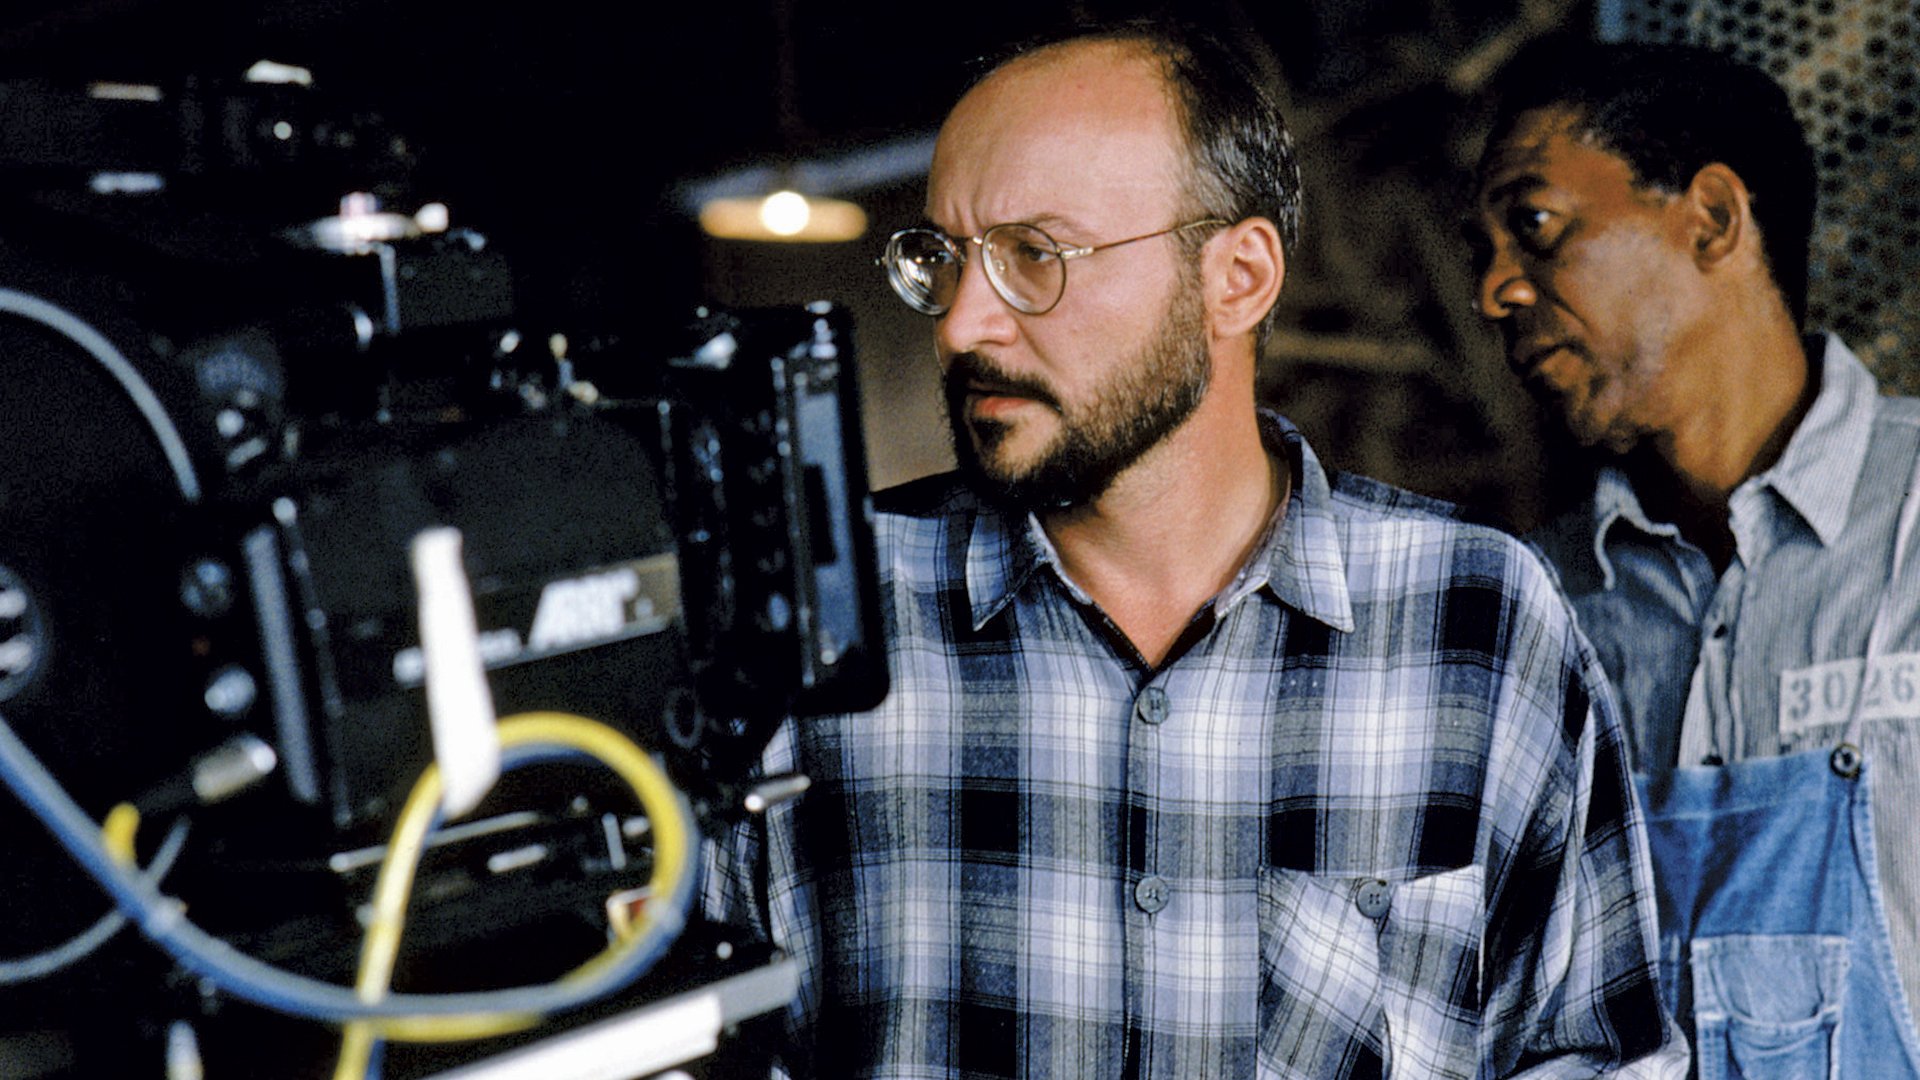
[1254, 865, 1485, 1080]
[1690, 934, 1849, 1080]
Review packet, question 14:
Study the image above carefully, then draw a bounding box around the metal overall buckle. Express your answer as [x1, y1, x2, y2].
[1831, 742, 1863, 779]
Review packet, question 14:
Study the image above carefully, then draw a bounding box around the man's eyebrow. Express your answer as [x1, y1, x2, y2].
[987, 211, 1077, 236]
[1480, 173, 1546, 207]
[1022, 211, 1073, 229]
[920, 212, 1077, 237]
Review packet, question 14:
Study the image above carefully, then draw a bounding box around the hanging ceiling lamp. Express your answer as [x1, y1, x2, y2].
[697, 0, 868, 243]
[698, 186, 866, 243]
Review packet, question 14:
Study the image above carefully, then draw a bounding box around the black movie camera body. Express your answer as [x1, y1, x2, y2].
[0, 73, 883, 1077]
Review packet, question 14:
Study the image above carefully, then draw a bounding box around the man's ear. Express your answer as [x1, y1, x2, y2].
[1206, 217, 1285, 339]
[1685, 163, 1752, 268]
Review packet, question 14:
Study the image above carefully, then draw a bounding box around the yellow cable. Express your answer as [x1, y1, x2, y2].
[332, 752, 449, 1080]
[102, 803, 141, 867]
[333, 712, 692, 1079]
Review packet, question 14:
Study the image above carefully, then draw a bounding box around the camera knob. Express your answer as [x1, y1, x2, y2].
[180, 558, 236, 618]
[0, 565, 43, 703]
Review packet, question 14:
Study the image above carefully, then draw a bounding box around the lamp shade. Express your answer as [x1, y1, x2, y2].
[698, 189, 868, 243]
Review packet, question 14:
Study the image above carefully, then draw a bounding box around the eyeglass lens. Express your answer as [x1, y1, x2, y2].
[885, 231, 960, 316]
[981, 225, 1063, 314]
[885, 224, 1064, 316]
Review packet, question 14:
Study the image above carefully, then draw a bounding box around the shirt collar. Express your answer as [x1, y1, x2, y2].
[1753, 332, 1877, 547]
[1585, 466, 1675, 591]
[964, 499, 1052, 632]
[1251, 411, 1356, 632]
[958, 410, 1355, 634]
[1584, 332, 1877, 586]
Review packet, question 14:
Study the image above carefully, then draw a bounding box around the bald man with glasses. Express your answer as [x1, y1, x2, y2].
[705, 17, 1683, 1078]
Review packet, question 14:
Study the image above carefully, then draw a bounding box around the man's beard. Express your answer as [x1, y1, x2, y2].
[944, 285, 1211, 511]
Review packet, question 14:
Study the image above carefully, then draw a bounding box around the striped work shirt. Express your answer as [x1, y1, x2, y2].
[1531, 332, 1920, 1025]
[706, 414, 1681, 1078]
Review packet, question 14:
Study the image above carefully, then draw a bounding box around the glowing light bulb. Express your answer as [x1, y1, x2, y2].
[759, 190, 812, 237]
[698, 190, 868, 242]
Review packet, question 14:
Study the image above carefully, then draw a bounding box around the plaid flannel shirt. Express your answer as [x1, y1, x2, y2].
[705, 413, 1682, 1078]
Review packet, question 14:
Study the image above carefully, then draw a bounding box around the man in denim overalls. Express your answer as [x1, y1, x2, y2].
[1468, 41, 1920, 1078]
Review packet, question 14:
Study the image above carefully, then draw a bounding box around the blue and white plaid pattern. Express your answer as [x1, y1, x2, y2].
[706, 414, 1680, 1078]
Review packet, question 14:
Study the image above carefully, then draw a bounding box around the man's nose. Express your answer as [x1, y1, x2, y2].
[934, 245, 1018, 357]
[1478, 245, 1538, 320]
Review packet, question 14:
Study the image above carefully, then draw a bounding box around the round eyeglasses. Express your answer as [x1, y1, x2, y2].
[879, 218, 1228, 317]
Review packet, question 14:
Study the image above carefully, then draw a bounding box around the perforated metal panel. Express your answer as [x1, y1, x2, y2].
[1600, 0, 1920, 393]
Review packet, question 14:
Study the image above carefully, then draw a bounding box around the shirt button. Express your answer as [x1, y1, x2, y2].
[1354, 878, 1392, 919]
[1136, 686, 1169, 726]
[1135, 875, 1171, 913]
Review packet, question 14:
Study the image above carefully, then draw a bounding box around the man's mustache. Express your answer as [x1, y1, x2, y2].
[944, 353, 1062, 411]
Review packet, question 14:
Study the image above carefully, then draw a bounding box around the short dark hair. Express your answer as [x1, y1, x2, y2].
[1484, 41, 1817, 325]
[974, 18, 1303, 344]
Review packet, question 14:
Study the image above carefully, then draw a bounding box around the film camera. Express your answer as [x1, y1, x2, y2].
[0, 69, 885, 1077]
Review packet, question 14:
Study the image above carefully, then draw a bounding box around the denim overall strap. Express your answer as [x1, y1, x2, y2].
[1637, 753, 1920, 1078]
